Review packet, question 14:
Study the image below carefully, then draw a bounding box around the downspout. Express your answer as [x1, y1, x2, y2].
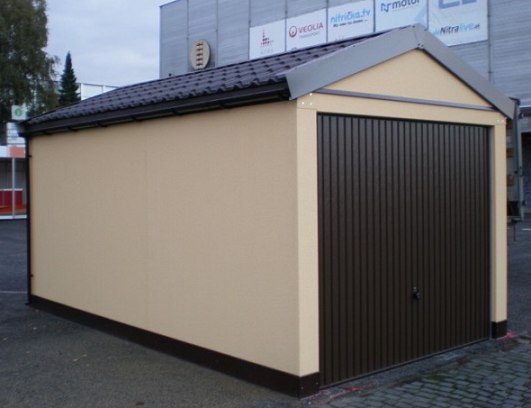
[24, 136, 32, 305]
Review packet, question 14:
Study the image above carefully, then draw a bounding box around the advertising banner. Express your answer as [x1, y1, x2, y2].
[429, 0, 488, 46]
[250, 20, 286, 60]
[328, 1, 374, 42]
[286, 9, 327, 51]
[376, 0, 428, 31]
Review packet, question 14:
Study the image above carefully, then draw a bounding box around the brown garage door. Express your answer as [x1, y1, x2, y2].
[318, 114, 490, 386]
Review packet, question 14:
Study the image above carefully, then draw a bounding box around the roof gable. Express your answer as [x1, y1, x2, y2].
[324, 50, 492, 110]
[285, 25, 514, 117]
[20, 25, 514, 137]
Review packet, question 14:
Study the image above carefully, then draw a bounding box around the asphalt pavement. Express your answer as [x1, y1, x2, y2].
[1, 217, 531, 408]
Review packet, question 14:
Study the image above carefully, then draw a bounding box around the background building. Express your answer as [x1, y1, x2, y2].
[160, 0, 530, 214]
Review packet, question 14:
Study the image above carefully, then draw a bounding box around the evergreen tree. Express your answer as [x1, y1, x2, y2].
[58, 52, 80, 106]
[0, 0, 57, 124]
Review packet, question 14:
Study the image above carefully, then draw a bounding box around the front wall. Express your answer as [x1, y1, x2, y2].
[296, 49, 508, 377]
[30, 102, 304, 374]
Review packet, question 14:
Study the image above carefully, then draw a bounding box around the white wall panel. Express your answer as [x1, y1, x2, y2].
[218, 0, 250, 66]
[160, 1, 188, 78]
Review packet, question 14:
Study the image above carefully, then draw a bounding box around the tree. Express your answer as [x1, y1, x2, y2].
[0, 0, 57, 125]
[58, 52, 80, 106]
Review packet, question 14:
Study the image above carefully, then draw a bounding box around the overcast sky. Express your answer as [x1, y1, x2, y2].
[46, 0, 167, 87]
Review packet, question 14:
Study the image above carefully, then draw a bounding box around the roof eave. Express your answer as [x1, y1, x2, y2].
[416, 26, 516, 119]
[19, 82, 290, 137]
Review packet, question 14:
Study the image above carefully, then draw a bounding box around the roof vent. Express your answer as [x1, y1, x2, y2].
[190, 40, 211, 70]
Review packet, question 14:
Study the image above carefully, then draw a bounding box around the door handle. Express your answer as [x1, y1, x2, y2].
[413, 287, 421, 300]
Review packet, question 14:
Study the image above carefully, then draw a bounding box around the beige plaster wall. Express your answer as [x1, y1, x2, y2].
[30, 101, 313, 375]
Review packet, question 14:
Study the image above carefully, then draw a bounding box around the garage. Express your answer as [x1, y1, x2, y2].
[19, 25, 512, 397]
[318, 115, 490, 385]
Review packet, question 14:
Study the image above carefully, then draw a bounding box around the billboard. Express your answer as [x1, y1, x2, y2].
[249, 20, 286, 59]
[429, 0, 488, 46]
[376, 0, 428, 31]
[328, 0, 374, 42]
[286, 9, 327, 51]
[249, 1, 488, 59]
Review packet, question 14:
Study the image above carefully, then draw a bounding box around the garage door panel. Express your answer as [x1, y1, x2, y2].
[318, 115, 490, 386]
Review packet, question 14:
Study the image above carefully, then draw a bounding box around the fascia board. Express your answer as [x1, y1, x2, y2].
[285, 25, 420, 100]
[417, 26, 516, 119]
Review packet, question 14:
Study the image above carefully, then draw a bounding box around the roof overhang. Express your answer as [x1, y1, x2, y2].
[285, 25, 515, 119]
[19, 83, 290, 137]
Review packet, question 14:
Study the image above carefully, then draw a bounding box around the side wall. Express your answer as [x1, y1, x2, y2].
[29, 101, 311, 376]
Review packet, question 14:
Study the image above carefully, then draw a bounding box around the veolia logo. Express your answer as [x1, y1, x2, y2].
[289, 22, 324, 38]
[289, 26, 298, 38]
[381, 0, 420, 13]
[439, 0, 477, 8]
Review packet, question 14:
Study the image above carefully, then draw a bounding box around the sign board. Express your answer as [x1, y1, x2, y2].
[286, 9, 327, 51]
[11, 105, 27, 121]
[248, 0, 488, 58]
[376, 0, 428, 31]
[250, 20, 286, 59]
[429, 0, 488, 46]
[328, 1, 374, 42]
[6, 123, 25, 146]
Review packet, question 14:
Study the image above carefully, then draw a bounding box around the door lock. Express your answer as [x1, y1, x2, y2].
[413, 287, 421, 300]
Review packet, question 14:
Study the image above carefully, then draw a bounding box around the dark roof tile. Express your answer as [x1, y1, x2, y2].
[21, 32, 377, 135]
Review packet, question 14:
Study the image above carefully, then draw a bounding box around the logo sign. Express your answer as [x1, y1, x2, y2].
[376, 0, 428, 31]
[429, 0, 487, 46]
[286, 9, 327, 51]
[11, 105, 27, 121]
[250, 20, 286, 60]
[328, 1, 374, 42]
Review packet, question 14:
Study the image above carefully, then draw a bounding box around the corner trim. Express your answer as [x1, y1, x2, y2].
[30, 296, 320, 398]
[25, 139, 32, 305]
[492, 320, 508, 339]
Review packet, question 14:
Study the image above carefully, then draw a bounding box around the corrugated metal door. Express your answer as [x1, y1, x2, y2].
[318, 114, 490, 386]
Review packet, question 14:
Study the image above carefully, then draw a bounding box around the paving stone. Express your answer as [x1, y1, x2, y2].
[297, 343, 531, 408]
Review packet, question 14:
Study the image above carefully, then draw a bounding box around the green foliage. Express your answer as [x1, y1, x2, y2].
[0, 0, 57, 124]
[58, 52, 80, 106]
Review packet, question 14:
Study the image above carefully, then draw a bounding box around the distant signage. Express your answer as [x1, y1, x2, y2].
[6, 123, 24, 146]
[249, 0, 487, 59]
[11, 105, 27, 121]
[249, 20, 286, 59]
[328, 0, 374, 42]
[429, 0, 487, 46]
[286, 9, 327, 51]
[376, 0, 428, 31]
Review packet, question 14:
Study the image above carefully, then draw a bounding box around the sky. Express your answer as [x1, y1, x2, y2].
[46, 0, 168, 87]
